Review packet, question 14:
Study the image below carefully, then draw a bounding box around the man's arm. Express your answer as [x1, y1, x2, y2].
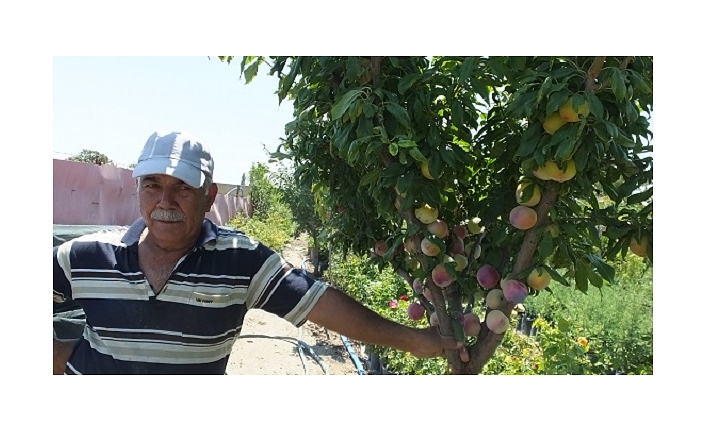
[305, 286, 458, 359]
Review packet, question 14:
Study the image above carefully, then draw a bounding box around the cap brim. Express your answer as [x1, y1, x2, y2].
[132, 158, 205, 188]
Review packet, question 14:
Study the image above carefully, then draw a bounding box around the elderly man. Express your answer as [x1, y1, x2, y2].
[53, 131, 458, 374]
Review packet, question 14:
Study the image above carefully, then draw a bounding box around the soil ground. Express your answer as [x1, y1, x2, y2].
[226, 235, 367, 375]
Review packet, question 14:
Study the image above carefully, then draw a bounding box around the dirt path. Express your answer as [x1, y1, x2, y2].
[226, 235, 367, 375]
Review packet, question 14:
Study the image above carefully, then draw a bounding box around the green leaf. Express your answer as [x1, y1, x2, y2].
[604, 225, 630, 239]
[397, 139, 417, 148]
[459, 57, 477, 82]
[359, 168, 381, 186]
[544, 266, 570, 286]
[507, 92, 535, 118]
[536, 76, 553, 104]
[557, 317, 571, 333]
[242, 60, 261, 84]
[439, 146, 455, 166]
[610, 69, 627, 101]
[278, 57, 301, 103]
[363, 103, 376, 118]
[515, 131, 539, 158]
[554, 135, 576, 161]
[356, 117, 374, 139]
[625, 99, 639, 123]
[627, 187, 652, 205]
[331, 89, 363, 121]
[587, 225, 601, 246]
[585, 93, 604, 119]
[388, 142, 399, 156]
[604, 121, 620, 139]
[386, 103, 411, 130]
[592, 122, 611, 142]
[546, 91, 568, 114]
[615, 132, 636, 148]
[586, 267, 603, 288]
[572, 142, 590, 173]
[586, 254, 616, 283]
[398, 73, 421, 95]
[451, 100, 464, 129]
[627, 70, 652, 94]
[537, 232, 554, 261]
[408, 147, 426, 163]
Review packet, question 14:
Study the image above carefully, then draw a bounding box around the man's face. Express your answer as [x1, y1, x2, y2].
[138, 174, 215, 250]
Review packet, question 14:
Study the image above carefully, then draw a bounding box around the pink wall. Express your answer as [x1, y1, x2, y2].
[53, 159, 250, 226]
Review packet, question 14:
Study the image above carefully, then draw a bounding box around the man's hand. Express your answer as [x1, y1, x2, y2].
[410, 326, 469, 362]
[409, 326, 456, 358]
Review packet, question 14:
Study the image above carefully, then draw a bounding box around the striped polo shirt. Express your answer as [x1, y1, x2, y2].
[53, 218, 328, 374]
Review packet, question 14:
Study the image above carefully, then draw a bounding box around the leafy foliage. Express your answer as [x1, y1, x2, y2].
[221, 56, 653, 374]
[524, 253, 653, 374]
[68, 149, 113, 165]
[228, 163, 295, 252]
[270, 162, 328, 274]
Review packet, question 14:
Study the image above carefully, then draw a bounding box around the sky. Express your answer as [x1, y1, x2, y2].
[53, 56, 294, 186]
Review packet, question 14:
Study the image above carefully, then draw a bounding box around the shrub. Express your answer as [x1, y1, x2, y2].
[227, 200, 296, 252]
[523, 254, 653, 374]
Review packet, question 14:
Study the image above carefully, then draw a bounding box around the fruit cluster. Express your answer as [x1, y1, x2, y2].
[542, 97, 590, 135]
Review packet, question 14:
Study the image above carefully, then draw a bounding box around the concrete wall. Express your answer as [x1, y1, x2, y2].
[53, 159, 250, 226]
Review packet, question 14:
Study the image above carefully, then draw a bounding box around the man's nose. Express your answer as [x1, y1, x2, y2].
[156, 188, 177, 207]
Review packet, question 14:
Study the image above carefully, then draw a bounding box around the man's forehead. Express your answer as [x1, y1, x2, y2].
[140, 174, 188, 185]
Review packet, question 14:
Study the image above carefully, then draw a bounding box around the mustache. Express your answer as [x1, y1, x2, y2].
[150, 209, 186, 222]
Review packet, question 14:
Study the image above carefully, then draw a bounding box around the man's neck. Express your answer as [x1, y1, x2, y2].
[138, 228, 197, 257]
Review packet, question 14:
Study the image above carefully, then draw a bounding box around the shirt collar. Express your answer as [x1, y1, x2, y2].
[121, 217, 219, 247]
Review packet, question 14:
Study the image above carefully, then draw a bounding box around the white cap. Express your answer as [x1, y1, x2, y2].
[132, 131, 214, 188]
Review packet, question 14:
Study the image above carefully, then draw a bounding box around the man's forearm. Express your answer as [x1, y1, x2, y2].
[306, 287, 425, 353]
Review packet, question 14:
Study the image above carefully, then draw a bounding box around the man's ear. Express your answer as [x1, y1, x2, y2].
[206, 183, 218, 206]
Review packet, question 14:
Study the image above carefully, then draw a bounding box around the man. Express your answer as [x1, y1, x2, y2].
[53, 131, 459, 374]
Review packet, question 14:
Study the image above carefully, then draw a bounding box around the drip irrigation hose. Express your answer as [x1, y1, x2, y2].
[340, 335, 366, 375]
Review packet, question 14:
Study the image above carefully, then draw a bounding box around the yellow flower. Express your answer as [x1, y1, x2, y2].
[577, 337, 589, 347]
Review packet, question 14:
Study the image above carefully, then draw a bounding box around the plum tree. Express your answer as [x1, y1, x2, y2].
[223, 56, 653, 374]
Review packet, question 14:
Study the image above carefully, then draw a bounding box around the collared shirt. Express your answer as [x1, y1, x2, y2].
[53, 218, 328, 374]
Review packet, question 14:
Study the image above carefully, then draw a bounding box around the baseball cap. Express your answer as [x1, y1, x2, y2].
[132, 131, 214, 188]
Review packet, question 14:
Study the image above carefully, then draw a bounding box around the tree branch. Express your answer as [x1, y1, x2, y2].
[371, 57, 383, 87]
[465, 181, 560, 374]
[585, 56, 606, 93]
